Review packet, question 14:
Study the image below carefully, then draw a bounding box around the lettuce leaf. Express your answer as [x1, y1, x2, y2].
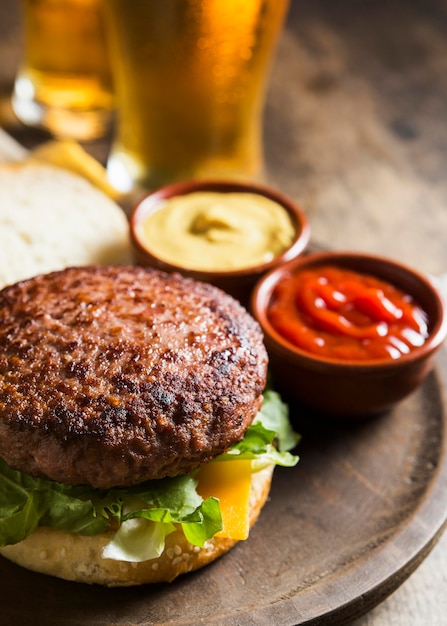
[217, 389, 300, 467]
[0, 462, 108, 545]
[0, 389, 299, 561]
[102, 517, 176, 562]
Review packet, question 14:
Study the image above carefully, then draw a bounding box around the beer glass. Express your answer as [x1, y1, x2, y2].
[12, 0, 114, 141]
[105, 0, 289, 192]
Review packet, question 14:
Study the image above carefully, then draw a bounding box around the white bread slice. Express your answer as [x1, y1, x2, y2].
[0, 161, 132, 289]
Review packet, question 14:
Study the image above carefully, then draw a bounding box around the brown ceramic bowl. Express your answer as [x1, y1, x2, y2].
[251, 251, 447, 418]
[130, 179, 310, 305]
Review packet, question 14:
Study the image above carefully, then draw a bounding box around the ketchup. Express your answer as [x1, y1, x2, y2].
[267, 265, 429, 361]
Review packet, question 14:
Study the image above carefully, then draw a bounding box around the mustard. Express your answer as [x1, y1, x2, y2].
[138, 191, 295, 271]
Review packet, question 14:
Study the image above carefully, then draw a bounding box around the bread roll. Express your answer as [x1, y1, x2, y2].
[0, 161, 132, 289]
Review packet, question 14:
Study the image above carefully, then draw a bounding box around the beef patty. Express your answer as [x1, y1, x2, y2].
[0, 266, 267, 489]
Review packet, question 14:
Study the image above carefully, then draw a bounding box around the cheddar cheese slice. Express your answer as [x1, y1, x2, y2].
[196, 459, 253, 540]
[30, 139, 121, 200]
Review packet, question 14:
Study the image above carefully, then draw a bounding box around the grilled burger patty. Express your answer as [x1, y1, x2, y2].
[0, 266, 267, 489]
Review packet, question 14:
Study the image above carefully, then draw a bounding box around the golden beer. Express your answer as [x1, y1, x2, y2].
[105, 0, 289, 191]
[13, 0, 114, 140]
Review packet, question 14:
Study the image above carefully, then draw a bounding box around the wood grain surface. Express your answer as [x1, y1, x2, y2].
[1, 1, 447, 625]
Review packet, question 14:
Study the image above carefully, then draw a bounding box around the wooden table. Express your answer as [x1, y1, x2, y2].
[1, 1, 447, 624]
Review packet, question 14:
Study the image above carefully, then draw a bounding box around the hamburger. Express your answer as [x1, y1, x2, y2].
[0, 265, 298, 586]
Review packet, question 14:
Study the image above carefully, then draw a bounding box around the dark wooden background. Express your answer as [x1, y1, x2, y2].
[1, 0, 447, 624]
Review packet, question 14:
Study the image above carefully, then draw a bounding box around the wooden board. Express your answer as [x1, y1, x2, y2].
[2, 346, 447, 626]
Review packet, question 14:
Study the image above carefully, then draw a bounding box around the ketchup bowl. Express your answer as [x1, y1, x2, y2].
[251, 251, 447, 418]
[130, 179, 310, 306]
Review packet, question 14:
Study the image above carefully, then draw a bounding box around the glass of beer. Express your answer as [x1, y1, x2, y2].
[12, 0, 114, 141]
[105, 0, 289, 192]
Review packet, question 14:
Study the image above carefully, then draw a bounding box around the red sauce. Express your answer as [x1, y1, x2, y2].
[267, 265, 429, 361]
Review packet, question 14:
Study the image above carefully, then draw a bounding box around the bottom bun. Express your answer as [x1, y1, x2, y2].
[0, 465, 274, 586]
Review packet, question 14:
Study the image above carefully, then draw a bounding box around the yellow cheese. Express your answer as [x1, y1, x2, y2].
[29, 139, 121, 200]
[196, 459, 253, 540]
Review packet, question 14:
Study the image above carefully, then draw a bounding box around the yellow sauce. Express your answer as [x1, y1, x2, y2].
[138, 191, 296, 271]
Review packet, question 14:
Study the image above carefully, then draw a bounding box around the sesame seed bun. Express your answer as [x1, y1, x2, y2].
[0, 465, 273, 586]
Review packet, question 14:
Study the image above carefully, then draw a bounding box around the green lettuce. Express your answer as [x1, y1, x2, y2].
[0, 389, 299, 561]
[218, 388, 300, 468]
